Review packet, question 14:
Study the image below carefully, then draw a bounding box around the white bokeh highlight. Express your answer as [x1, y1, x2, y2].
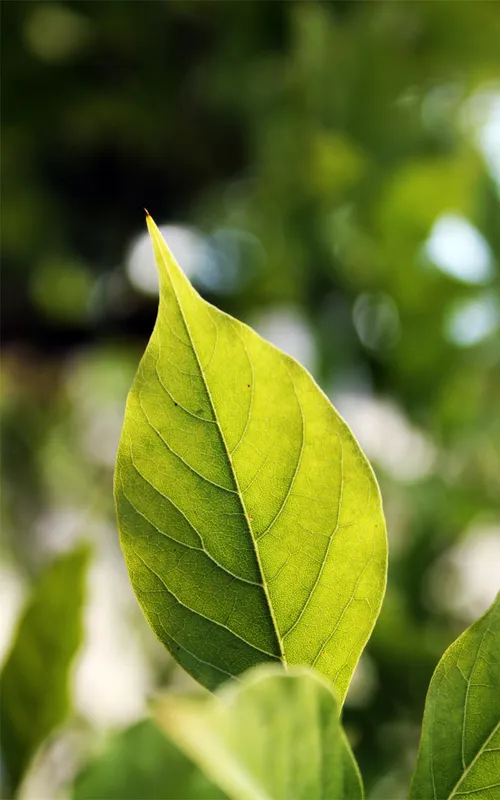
[333, 391, 436, 483]
[250, 306, 317, 374]
[126, 224, 205, 296]
[445, 294, 499, 347]
[425, 213, 494, 285]
[74, 551, 155, 727]
[426, 522, 500, 622]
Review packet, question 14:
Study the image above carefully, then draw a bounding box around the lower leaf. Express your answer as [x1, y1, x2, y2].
[155, 664, 363, 800]
[410, 593, 500, 799]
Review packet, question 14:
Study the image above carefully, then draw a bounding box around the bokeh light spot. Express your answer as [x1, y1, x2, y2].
[462, 87, 500, 192]
[126, 224, 205, 296]
[30, 260, 94, 323]
[250, 307, 317, 374]
[24, 4, 90, 62]
[425, 212, 494, 284]
[333, 391, 436, 484]
[352, 293, 400, 353]
[444, 293, 499, 347]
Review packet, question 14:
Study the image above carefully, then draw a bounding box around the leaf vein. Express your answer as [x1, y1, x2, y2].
[282, 430, 344, 641]
[138, 394, 238, 494]
[129, 540, 280, 659]
[119, 468, 264, 588]
[256, 365, 305, 541]
[156, 253, 286, 663]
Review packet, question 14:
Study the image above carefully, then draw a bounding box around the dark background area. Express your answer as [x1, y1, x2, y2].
[1, 2, 500, 798]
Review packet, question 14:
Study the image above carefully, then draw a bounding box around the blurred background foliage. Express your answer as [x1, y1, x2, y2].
[1, 1, 499, 798]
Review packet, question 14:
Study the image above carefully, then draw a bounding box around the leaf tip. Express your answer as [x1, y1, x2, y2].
[145, 209, 160, 239]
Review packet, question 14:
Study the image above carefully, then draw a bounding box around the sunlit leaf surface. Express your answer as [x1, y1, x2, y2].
[156, 665, 363, 800]
[0, 546, 90, 792]
[410, 593, 500, 800]
[114, 215, 387, 697]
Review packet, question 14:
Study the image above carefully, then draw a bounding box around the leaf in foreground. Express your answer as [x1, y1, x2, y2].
[114, 214, 387, 698]
[410, 592, 500, 800]
[0, 545, 90, 792]
[156, 664, 363, 800]
[73, 719, 224, 800]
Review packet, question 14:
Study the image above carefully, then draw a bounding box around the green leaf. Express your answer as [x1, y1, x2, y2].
[0, 545, 90, 792]
[73, 719, 225, 800]
[410, 593, 500, 800]
[114, 214, 387, 697]
[156, 664, 363, 800]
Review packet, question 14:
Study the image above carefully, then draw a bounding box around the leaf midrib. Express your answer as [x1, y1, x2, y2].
[155, 236, 287, 665]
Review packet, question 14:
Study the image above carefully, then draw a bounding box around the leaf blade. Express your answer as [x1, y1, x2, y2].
[72, 719, 225, 800]
[155, 665, 363, 800]
[410, 593, 500, 800]
[0, 545, 90, 792]
[115, 215, 387, 697]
